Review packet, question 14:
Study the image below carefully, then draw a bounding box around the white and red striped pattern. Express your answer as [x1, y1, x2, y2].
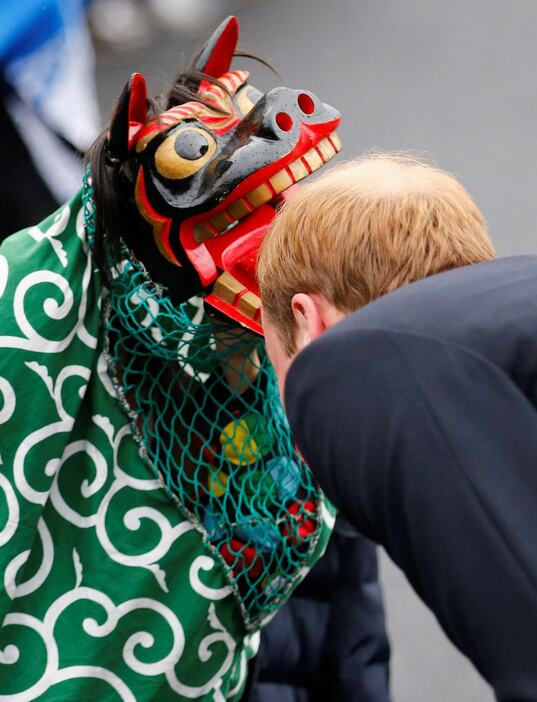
[199, 70, 249, 108]
[135, 70, 249, 146]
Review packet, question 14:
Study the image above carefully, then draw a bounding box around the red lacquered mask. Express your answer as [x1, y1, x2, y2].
[107, 16, 341, 335]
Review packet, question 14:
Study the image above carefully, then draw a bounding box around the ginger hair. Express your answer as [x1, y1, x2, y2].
[257, 153, 496, 353]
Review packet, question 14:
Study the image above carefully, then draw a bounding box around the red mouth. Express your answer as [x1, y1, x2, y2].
[135, 116, 342, 336]
[179, 119, 342, 288]
[190, 128, 341, 244]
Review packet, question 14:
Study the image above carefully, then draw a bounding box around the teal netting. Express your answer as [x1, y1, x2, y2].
[83, 174, 325, 629]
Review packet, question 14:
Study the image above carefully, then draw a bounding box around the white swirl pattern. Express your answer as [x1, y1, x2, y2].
[0, 192, 331, 700]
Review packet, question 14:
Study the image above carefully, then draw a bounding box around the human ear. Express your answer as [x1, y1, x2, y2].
[291, 293, 327, 350]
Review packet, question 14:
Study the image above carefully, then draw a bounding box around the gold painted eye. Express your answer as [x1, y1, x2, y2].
[235, 85, 263, 116]
[154, 126, 216, 180]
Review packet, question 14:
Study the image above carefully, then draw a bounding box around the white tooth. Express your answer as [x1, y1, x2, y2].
[238, 290, 261, 319]
[270, 169, 294, 194]
[228, 199, 252, 220]
[329, 132, 342, 152]
[303, 148, 323, 172]
[213, 271, 245, 305]
[289, 159, 309, 182]
[210, 212, 233, 231]
[317, 137, 336, 163]
[194, 223, 213, 242]
[246, 183, 273, 208]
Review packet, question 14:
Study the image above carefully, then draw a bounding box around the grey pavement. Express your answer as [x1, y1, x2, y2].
[94, 2, 535, 698]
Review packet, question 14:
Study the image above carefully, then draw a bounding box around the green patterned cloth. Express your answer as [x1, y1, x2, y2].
[0, 188, 335, 701]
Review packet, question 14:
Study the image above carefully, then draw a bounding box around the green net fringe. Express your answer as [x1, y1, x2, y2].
[82, 173, 325, 629]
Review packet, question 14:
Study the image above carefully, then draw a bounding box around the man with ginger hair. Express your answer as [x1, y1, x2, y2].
[258, 154, 537, 699]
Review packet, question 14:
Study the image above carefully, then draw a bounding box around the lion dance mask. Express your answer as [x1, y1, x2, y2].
[107, 15, 341, 333]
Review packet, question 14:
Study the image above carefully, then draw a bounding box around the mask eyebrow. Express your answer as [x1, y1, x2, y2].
[135, 102, 206, 151]
[137, 70, 250, 151]
[198, 70, 250, 109]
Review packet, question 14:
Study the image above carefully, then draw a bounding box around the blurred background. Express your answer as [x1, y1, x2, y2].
[91, 0, 537, 261]
[4, 0, 537, 699]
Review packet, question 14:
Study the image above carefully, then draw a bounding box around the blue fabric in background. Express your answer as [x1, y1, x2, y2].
[0, 1, 64, 65]
[0, 0, 99, 221]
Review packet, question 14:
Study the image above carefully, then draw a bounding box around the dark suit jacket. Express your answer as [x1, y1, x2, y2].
[285, 256, 537, 702]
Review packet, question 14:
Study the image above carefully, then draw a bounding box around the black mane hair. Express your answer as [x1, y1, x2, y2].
[85, 68, 232, 275]
[85, 52, 275, 277]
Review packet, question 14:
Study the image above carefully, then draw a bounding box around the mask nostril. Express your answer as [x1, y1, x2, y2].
[298, 93, 315, 115]
[276, 112, 293, 132]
